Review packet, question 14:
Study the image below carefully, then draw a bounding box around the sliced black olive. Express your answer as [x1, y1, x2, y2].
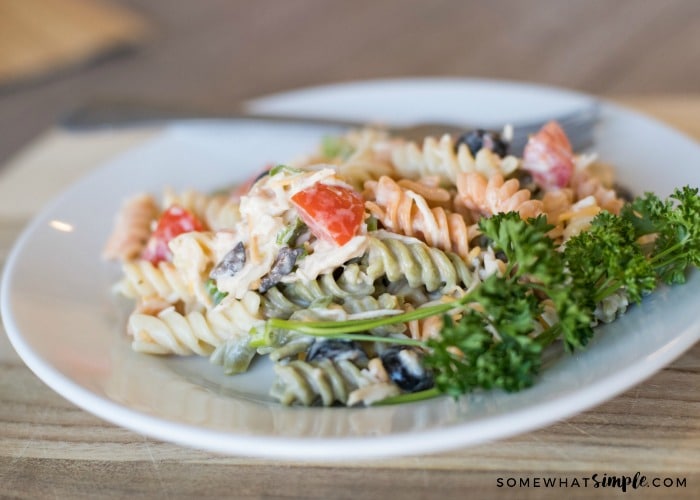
[210, 242, 246, 279]
[455, 129, 509, 158]
[613, 183, 635, 202]
[473, 234, 491, 248]
[307, 339, 369, 365]
[258, 247, 305, 293]
[380, 346, 434, 392]
[253, 168, 271, 183]
[511, 169, 539, 195]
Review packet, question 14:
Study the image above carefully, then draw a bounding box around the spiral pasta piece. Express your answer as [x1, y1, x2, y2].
[364, 234, 477, 294]
[284, 264, 373, 304]
[163, 188, 241, 230]
[332, 132, 396, 190]
[339, 293, 407, 335]
[389, 134, 519, 186]
[456, 171, 544, 220]
[209, 336, 257, 374]
[128, 291, 263, 356]
[103, 194, 158, 260]
[541, 189, 574, 222]
[540, 188, 574, 239]
[115, 260, 192, 303]
[261, 287, 301, 319]
[255, 308, 319, 361]
[365, 176, 479, 257]
[569, 169, 624, 215]
[262, 264, 373, 319]
[169, 231, 220, 306]
[395, 178, 452, 208]
[406, 309, 445, 341]
[291, 129, 396, 190]
[593, 290, 629, 324]
[270, 358, 398, 406]
[268, 335, 315, 362]
[560, 195, 601, 241]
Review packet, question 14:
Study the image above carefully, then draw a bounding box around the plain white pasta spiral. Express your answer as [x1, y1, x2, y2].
[164, 188, 241, 230]
[129, 291, 264, 356]
[115, 260, 192, 303]
[169, 231, 219, 306]
[332, 129, 396, 190]
[389, 134, 519, 186]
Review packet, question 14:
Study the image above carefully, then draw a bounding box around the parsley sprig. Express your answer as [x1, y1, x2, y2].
[263, 186, 700, 404]
[622, 186, 700, 284]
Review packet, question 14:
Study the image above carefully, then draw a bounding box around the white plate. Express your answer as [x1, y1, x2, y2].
[2, 78, 700, 460]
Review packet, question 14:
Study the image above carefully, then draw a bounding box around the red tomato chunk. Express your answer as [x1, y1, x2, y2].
[291, 183, 365, 246]
[522, 121, 575, 189]
[142, 206, 204, 263]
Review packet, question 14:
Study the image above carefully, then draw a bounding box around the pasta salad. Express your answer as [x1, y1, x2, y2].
[103, 123, 700, 406]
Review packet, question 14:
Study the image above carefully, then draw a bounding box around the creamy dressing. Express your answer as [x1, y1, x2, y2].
[293, 234, 368, 281]
[212, 165, 368, 298]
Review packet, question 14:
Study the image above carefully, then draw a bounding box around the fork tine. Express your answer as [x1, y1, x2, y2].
[511, 102, 600, 132]
[509, 102, 600, 154]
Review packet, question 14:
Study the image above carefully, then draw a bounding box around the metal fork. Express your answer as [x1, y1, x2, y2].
[61, 100, 601, 154]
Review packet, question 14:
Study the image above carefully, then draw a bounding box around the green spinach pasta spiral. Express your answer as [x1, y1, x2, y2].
[340, 293, 407, 335]
[262, 263, 373, 318]
[364, 234, 478, 294]
[209, 336, 257, 374]
[270, 358, 399, 406]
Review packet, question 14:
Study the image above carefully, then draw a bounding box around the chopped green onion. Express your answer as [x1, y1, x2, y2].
[205, 279, 228, 306]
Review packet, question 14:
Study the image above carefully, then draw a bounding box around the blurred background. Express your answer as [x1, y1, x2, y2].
[0, 0, 698, 165]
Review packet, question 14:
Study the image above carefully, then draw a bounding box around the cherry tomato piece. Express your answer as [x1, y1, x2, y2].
[290, 183, 365, 246]
[522, 121, 575, 189]
[142, 205, 204, 264]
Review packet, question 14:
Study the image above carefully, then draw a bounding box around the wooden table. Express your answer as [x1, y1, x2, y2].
[2, 0, 699, 168]
[0, 96, 698, 499]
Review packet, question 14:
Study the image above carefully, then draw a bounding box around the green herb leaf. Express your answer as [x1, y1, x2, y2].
[622, 186, 700, 284]
[321, 136, 354, 160]
[269, 164, 303, 177]
[479, 213, 560, 283]
[276, 217, 308, 246]
[365, 215, 379, 232]
[565, 211, 656, 304]
[424, 310, 542, 396]
[205, 278, 228, 306]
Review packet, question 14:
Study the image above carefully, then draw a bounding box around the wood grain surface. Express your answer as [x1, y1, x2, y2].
[1, 0, 699, 166]
[1, 1, 699, 498]
[0, 0, 149, 87]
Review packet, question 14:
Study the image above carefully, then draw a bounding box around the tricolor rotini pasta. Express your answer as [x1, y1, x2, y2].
[104, 121, 662, 407]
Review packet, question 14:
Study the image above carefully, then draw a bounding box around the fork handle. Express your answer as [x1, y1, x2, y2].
[61, 99, 600, 153]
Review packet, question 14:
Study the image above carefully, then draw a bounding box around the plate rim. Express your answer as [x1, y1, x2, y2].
[2, 77, 700, 459]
